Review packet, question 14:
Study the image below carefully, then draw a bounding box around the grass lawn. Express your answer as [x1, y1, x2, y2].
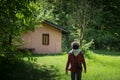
[33, 50, 120, 80]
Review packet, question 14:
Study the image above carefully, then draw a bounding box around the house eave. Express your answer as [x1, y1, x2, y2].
[44, 20, 68, 34]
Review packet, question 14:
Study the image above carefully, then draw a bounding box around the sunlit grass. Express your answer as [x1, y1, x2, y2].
[82, 50, 120, 80]
[33, 50, 120, 80]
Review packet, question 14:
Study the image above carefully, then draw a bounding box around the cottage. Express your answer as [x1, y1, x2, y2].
[21, 20, 67, 54]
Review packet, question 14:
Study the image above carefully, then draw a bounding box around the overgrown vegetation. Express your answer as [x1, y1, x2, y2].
[0, 0, 53, 62]
[49, 0, 120, 51]
[0, 0, 120, 80]
[0, 46, 60, 80]
[0, 58, 60, 80]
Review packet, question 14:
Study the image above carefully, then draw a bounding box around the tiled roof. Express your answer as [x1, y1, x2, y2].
[44, 20, 67, 34]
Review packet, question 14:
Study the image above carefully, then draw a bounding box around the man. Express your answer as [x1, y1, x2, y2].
[66, 41, 87, 80]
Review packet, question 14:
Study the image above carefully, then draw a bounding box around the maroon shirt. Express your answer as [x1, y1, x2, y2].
[66, 51, 86, 73]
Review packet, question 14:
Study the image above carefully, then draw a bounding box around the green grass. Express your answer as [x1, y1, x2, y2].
[33, 50, 120, 80]
[0, 50, 120, 80]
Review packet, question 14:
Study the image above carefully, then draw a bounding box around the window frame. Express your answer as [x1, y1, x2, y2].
[42, 34, 49, 45]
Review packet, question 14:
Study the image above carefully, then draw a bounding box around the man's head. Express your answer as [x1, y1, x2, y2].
[71, 42, 79, 49]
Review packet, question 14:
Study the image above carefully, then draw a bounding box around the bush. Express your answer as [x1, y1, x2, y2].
[0, 59, 60, 80]
[81, 39, 94, 52]
[0, 46, 32, 64]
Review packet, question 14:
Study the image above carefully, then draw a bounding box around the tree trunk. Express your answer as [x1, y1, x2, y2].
[9, 35, 12, 46]
[79, 25, 84, 47]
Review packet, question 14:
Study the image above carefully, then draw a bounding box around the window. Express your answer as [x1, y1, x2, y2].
[42, 34, 49, 45]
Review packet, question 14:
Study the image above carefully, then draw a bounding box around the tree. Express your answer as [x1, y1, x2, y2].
[0, 0, 52, 46]
[67, 0, 95, 47]
[50, 0, 96, 50]
[0, 0, 53, 60]
[86, 0, 120, 51]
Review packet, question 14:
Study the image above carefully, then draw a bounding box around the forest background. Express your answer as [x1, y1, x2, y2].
[0, 0, 120, 52]
[0, 0, 120, 80]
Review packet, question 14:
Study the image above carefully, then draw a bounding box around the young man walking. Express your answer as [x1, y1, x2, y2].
[66, 42, 87, 80]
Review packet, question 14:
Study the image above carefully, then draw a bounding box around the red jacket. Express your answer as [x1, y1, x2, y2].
[66, 51, 86, 73]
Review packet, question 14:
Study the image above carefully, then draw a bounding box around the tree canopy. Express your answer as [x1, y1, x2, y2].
[50, 0, 120, 51]
[0, 0, 120, 53]
[0, 0, 53, 60]
[0, 0, 53, 46]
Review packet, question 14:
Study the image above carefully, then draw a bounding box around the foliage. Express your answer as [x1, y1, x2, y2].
[0, 0, 53, 62]
[0, 45, 33, 64]
[86, 0, 120, 51]
[0, 59, 59, 80]
[69, 0, 94, 46]
[81, 39, 94, 53]
[0, 0, 120, 66]
[50, 0, 120, 51]
[84, 27, 120, 51]
[93, 50, 120, 56]
[0, 0, 53, 46]
[49, 0, 95, 50]
[49, 0, 97, 50]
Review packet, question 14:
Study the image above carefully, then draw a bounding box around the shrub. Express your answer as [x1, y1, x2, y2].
[81, 39, 94, 52]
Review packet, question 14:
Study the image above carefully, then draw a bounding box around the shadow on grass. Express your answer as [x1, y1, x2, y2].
[31, 53, 65, 57]
[92, 50, 120, 56]
[0, 59, 60, 80]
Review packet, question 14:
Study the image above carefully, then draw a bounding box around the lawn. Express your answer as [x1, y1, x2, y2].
[0, 50, 120, 80]
[33, 50, 120, 80]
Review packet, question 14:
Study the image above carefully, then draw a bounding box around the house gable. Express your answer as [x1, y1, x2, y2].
[22, 21, 65, 54]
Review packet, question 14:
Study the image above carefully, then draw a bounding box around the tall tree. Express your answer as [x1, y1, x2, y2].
[0, 0, 53, 60]
[0, 0, 52, 47]
[50, 0, 97, 50]
[70, 0, 94, 46]
[82, 0, 120, 51]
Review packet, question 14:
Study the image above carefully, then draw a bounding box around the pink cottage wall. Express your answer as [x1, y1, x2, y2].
[22, 23, 62, 54]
